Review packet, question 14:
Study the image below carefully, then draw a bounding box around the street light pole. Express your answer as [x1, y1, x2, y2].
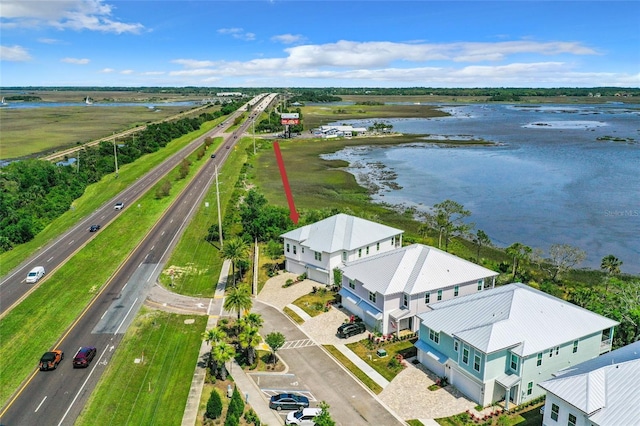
[113, 134, 119, 178]
[252, 119, 256, 155]
[215, 164, 223, 248]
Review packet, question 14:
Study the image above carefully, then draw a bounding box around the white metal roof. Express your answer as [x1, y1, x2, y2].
[341, 244, 498, 296]
[417, 283, 619, 356]
[280, 213, 403, 253]
[539, 341, 640, 426]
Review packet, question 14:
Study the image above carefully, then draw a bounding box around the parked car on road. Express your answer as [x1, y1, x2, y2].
[269, 393, 310, 411]
[286, 407, 322, 425]
[73, 346, 96, 368]
[26, 266, 45, 283]
[39, 350, 64, 371]
[89, 224, 101, 232]
[337, 321, 366, 338]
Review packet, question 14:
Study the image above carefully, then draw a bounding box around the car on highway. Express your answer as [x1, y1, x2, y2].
[73, 346, 97, 368]
[39, 350, 64, 371]
[337, 321, 366, 338]
[89, 224, 101, 232]
[210, 153, 216, 158]
[26, 266, 46, 283]
[114, 202, 124, 210]
[269, 393, 310, 411]
[285, 407, 322, 425]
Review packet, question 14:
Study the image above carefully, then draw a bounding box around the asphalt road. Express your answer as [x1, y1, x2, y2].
[0, 94, 277, 425]
[252, 301, 404, 426]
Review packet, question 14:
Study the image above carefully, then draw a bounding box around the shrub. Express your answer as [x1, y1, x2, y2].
[283, 278, 294, 288]
[229, 386, 245, 416]
[205, 389, 223, 419]
[244, 409, 261, 425]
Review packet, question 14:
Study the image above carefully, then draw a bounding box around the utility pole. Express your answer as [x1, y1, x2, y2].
[215, 164, 223, 248]
[113, 134, 119, 178]
[252, 119, 256, 155]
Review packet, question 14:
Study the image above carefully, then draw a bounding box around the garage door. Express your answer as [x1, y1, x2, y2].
[450, 367, 483, 403]
[286, 260, 306, 275]
[307, 267, 329, 284]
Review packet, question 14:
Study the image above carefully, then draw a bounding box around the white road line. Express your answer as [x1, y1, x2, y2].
[47, 257, 54, 262]
[57, 346, 109, 426]
[68, 240, 74, 245]
[35, 396, 47, 412]
[101, 310, 108, 320]
[114, 297, 138, 335]
[122, 283, 128, 291]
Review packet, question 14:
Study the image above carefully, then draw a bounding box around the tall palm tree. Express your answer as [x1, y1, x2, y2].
[222, 237, 250, 286]
[244, 312, 264, 329]
[238, 325, 261, 365]
[224, 284, 252, 320]
[601, 255, 622, 292]
[211, 341, 235, 380]
[202, 327, 227, 373]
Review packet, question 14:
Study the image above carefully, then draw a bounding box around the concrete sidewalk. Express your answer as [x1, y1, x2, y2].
[229, 359, 284, 426]
[334, 344, 390, 389]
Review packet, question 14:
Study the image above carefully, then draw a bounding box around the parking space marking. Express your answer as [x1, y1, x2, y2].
[280, 339, 316, 350]
[261, 389, 316, 401]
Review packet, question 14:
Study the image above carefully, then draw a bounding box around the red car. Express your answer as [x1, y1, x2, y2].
[72, 346, 97, 368]
[39, 350, 64, 371]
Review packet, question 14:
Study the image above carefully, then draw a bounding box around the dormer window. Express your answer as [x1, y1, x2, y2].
[402, 293, 408, 307]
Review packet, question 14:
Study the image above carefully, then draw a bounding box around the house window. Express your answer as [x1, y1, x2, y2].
[286, 243, 290, 253]
[568, 414, 577, 426]
[403, 293, 408, 307]
[527, 381, 533, 395]
[454, 340, 459, 352]
[510, 353, 519, 371]
[376, 242, 380, 251]
[437, 290, 443, 301]
[293, 245, 297, 255]
[429, 329, 440, 344]
[349, 279, 355, 290]
[462, 345, 469, 364]
[551, 404, 559, 421]
[454, 285, 459, 297]
[301, 247, 304, 253]
[477, 280, 483, 291]
[425, 293, 430, 304]
[366, 246, 369, 255]
[391, 236, 395, 246]
[358, 248, 362, 258]
[473, 354, 481, 372]
[556, 346, 559, 355]
[342, 251, 347, 262]
[369, 292, 376, 303]
[537, 353, 543, 366]
[314, 251, 322, 261]
[550, 346, 559, 357]
[573, 340, 579, 353]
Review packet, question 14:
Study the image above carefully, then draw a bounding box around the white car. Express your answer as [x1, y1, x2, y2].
[285, 408, 321, 425]
[26, 266, 45, 283]
[114, 202, 124, 210]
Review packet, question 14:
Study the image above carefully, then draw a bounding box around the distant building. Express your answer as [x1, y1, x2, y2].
[318, 125, 368, 138]
[216, 92, 243, 97]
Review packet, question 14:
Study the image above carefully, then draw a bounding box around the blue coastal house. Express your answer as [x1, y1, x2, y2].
[415, 283, 619, 409]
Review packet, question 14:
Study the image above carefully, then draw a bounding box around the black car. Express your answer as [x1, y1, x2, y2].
[269, 393, 310, 411]
[73, 346, 97, 368]
[211, 153, 216, 158]
[89, 224, 101, 232]
[337, 322, 366, 338]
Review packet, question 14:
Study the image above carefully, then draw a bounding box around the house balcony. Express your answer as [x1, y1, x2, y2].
[600, 338, 612, 354]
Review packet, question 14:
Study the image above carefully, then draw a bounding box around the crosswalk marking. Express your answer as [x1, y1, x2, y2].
[280, 339, 316, 350]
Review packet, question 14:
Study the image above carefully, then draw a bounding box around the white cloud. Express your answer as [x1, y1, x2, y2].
[140, 71, 165, 76]
[1, 0, 144, 34]
[38, 38, 63, 45]
[271, 34, 305, 45]
[0, 44, 32, 61]
[218, 27, 255, 41]
[172, 59, 218, 68]
[100, 68, 115, 73]
[120, 69, 134, 75]
[62, 57, 90, 64]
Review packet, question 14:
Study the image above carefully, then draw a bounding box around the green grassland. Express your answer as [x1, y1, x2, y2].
[76, 308, 207, 425]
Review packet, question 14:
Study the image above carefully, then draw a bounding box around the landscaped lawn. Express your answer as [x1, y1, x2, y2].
[346, 338, 418, 382]
[293, 288, 337, 317]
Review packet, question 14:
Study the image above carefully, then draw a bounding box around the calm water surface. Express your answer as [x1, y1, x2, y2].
[324, 103, 640, 274]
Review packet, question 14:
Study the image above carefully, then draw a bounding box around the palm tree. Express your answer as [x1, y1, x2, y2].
[506, 242, 532, 279]
[238, 325, 261, 365]
[224, 284, 252, 319]
[222, 237, 250, 286]
[202, 327, 227, 373]
[211, 341, 235, 380]
[243, 312, 264, 329]
[601, 255, 622, 292]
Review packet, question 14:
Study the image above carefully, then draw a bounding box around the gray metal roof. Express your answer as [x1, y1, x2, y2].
[280, 213, 403, 253]
[341, 244, 498, 296]
[417, 283, 619, 356]
[539, 342, 640, 425]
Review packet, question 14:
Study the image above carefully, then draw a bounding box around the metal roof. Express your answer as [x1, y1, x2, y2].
[539, 342, 640, 426]
[341, 244, 498, 296]
[280, 213, 403, 253]
[417, 283, 619, 356]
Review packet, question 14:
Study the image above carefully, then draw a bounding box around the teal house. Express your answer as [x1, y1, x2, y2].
[415, 283, 618, 409]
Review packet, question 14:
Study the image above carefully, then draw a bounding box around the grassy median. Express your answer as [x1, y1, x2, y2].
[76, 308, 207, 425]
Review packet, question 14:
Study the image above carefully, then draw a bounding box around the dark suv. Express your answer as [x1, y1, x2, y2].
[268, 393, 309, 411]
[337, 322, 366, 338]
[73, 346, 97, 368]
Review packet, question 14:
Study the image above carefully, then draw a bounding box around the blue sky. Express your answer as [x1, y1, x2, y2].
[1, 1, 638, 88]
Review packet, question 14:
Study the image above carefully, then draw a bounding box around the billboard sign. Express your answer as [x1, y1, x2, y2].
[281, 113, 299, 125]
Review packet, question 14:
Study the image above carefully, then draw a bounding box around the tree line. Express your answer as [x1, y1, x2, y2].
[0, 101, 243, 252]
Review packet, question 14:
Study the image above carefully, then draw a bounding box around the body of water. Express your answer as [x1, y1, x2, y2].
[323, 103, 640, 274]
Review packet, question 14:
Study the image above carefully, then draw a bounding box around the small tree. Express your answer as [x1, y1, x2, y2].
[547, 243, 587, 281]
[205, 389, 223, 420]
[506, 242, 532, 279]
[224, 284, 252, 319]
[473, 229, 492, 262]
[314, 401, 336, 426]
[265, 331, 285, 364]
[211, 341, 235, 380]
[229, 386, 245, 417]
[333, 267, 342, 288]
